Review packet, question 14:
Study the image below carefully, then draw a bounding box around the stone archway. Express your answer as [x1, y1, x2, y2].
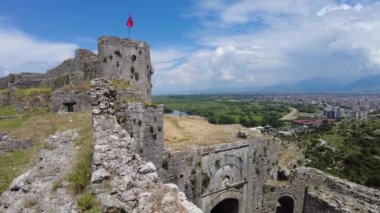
[204, 190, 244, 213]
[211, 198, 239, 213]
[276, 196, 294, 213]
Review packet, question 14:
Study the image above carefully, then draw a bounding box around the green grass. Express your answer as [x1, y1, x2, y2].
[0, 148, 39, 193]
[0, 112, 92, 194]
[77, 193, 101, 212]
[52, 180, 62, 191]
[0, 105, 21, 116]
[0, 116, 30, 129]
[0, 89, 9, 94]
[14, 87, 51, 101]
[154, 95, 287, 127]
[68, 114, 93, 193]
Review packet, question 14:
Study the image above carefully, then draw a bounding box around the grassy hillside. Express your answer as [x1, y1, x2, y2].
[299, 119, 380, 188]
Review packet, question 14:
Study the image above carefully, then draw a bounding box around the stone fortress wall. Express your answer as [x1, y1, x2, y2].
[0, 36, 152, 113]
[1, 36, 379, 212]
[0, 73, 45, 89]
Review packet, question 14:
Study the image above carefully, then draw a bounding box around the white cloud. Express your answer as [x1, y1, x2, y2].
[0, 27, 78, 76]
[317, 4, 363, 16]
[154, 0, 380, 92]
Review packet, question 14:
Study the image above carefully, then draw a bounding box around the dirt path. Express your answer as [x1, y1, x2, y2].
[280, 107, 299, 121]
[0, 130, 79, 212]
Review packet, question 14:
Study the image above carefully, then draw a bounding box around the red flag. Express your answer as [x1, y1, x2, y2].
[127, 14, 134, 28]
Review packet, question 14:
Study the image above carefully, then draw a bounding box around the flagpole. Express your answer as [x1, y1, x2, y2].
[127, 13, 133, 40]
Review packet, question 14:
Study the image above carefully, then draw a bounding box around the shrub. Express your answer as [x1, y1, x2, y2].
[110, 78, 130, 90]
[255, 166, 260, 175]
[77, 193, 98, 212]
[366, 175, 380, 187]
[52, 181, 62, 191]
[215, 159, 220, 168]
[202, 172, 210, 192]
[114, 50, 122, 58]
[191, 168, 196, 175]
[144, 102, 158, 108]
[162, 159, 169, 170]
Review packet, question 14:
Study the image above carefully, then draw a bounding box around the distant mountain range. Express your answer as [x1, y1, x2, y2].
[256, 75, 380, 94]
[342, 75, 380, 93]
[154, 74, 380, 95]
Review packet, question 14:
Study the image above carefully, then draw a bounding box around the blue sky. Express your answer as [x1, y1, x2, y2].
[1, 0, 380, 93]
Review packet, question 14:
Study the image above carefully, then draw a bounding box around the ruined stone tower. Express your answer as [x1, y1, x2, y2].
[98, 36, 153, 102]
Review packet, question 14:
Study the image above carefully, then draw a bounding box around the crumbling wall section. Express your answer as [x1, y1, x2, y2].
[116, 102, 165, 172]
[89, 78, 202, 212]
[262, 167, 380, 213]
[0, 73, 46, 89]
[45, 59, 75, 89]
[72, 49, 100, 82]
[44, 49, 100, 89]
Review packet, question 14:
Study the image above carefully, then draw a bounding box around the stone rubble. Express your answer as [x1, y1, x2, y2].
[0, 130, 80, 212]
[0, 132, 33, 154]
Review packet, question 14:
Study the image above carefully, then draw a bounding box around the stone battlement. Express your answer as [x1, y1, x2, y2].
[98, 36, 150, 49]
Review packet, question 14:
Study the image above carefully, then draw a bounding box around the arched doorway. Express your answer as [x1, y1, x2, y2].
[276, 196, 294, 213]
[211, 198, 239, 213]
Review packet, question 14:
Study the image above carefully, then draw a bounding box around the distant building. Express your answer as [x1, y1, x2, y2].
[323, 106, 341, 119]
[293, 119, 323, 127]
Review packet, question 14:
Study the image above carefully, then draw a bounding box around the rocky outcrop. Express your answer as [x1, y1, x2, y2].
[90, 78, 202, 213]
[0, 130, 79, 212]
[301, 168, 380, 213]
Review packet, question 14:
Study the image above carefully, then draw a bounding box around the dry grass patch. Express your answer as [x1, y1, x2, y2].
[278, 144, 303, 169]
[164, 115, 244, 150]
